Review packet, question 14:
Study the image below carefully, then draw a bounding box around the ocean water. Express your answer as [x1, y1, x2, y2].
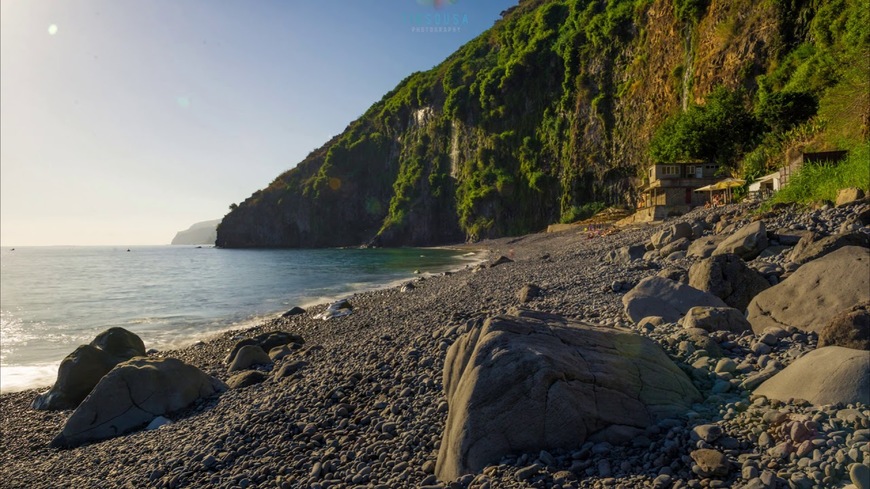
[0, 245, 474, 393]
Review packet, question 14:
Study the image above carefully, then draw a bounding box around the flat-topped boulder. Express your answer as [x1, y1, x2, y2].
[682, 306, 752, 334]
[754, 346, 870, 405]
[604, 244, 646, 264]
[436, 310, 700, 481]
[623, 276, 728, 324]
[747, 246, 870, 334]
[51, 357, 227, 448]
[787, 231, 869, 266]
[712, 221, 768, 260]
[687, 235, 726, 259]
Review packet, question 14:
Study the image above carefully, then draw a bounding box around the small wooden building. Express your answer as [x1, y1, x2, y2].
[635, 161, 722, 221]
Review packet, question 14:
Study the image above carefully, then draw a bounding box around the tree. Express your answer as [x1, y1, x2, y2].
[649, 86, 764, 167]
[756, 90, 818, 133]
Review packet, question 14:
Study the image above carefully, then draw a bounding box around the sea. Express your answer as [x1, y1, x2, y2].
[0, 245, 475, 394]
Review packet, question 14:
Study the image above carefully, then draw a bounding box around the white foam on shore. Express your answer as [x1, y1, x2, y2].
[0, 363, 59, 394]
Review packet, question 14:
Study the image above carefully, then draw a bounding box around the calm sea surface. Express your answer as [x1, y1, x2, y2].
[0, 245, 473, 393]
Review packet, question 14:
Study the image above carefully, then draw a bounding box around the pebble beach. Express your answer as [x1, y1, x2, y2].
[2, 201, 869, 489]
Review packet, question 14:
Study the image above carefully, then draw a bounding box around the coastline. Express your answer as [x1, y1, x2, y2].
[0, 246, 487, 395]
[2, 202, 868, 488]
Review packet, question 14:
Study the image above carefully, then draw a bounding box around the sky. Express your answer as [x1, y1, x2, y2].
[0, 0, 517, 246]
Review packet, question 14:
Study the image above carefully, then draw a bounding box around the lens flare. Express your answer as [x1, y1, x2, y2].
[47, 24, 58, 36]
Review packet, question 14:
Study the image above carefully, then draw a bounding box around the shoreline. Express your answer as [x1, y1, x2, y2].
[0, 246, 489, 395]
[2, 202, 868, 488]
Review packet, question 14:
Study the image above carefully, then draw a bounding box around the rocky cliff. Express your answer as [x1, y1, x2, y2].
[217, 0, 868, 248]
[171, 219, 220, 245]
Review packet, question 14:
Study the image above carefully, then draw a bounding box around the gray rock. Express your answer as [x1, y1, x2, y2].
[517, 284, 543, 303]
[274, 361, 308, 379]
[657, 268, 689, 284]
[51, 357, 226, 447]
[489, 255, 513, 268]
[747, 247, 870, 334]
[269, 345, 295, 361]
[774, 228, 812, 246]
[622, 276, 727, 324]
[32, 345, 118, 411]
[228, 345, 271, 372]
[604, 244, 647, 265]
[788, 231, 870, 266]
[851, 462, 870, 489]
[281, 306, 305, 317]
[90, 327, 147, 360]
[713, 221, 768, 260]
[659, 238, 690, 258]
[651, 223, 694, 250]
[688, 254, 770, 312]
[690, 448, 730, 478]
[692, 424, 723, 443]
[435, 311, 700, 480]
[818, 301, 870, 350]
[227, 370, 268, 389]
[687, 235, 727, 259]
[33, 327, 146, 411]
[682, 306, 752, 334]
[755, 346, 870, 405]
[714, 358, 736, 374]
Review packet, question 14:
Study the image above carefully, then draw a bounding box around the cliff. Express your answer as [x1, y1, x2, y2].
[217, 0, 868, 248]
[171, 220, 221, 245]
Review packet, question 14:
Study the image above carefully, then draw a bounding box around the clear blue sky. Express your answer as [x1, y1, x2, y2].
[0, 0, 517, 246]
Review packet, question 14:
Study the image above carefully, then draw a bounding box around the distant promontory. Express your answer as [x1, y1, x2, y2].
[171, 219, 220, 245]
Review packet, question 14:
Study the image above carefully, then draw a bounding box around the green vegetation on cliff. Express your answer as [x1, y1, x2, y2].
[217, 0, 868, 248]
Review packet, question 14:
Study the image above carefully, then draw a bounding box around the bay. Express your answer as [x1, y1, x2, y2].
[0, 245, 473, 393]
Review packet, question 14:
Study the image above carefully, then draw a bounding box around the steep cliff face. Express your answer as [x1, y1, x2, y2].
[217, 0, 865, 248]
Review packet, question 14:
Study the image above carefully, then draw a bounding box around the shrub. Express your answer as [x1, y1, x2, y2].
[560, 201, 607, 224]
[756, 90, 818, 133]
[768, 142, 870, 206]
[649, 86, 764, 167]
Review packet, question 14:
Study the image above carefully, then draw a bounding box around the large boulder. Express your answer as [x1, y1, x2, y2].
[712, 221, 768, 260]
[651, 223, 693, 250]
[32, 345, 118, 410]
[754, 347, 870, 405]
[686, 235, 726, 259]
[51, 357, 227, 448]
[787, 231, 869, 266]
[747, 246, 870, 334]
[659, 237, 691, 258]
[622, 276, 728, 324]
[688, 254, 770, 312]
[682, 306, 752, 334]
[818, 301, 870, 350]
[604, 244, 647, 265]
[33, 327, 146, 411]
[90, 327, 146, 360]
[436, 310, 700, 481]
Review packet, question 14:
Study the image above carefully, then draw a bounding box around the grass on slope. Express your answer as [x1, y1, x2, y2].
[767, 142, 870, 206]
